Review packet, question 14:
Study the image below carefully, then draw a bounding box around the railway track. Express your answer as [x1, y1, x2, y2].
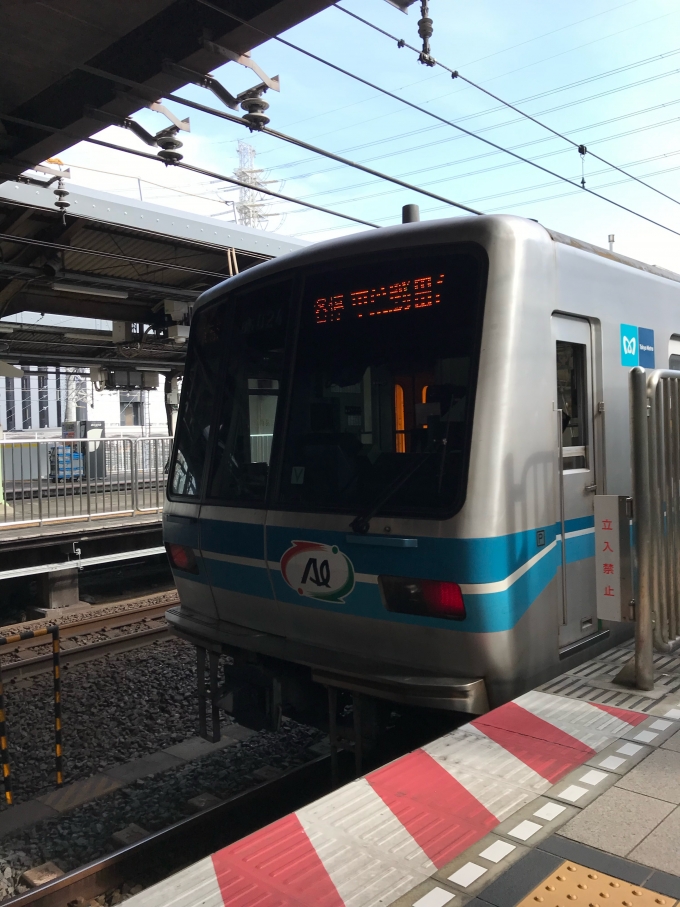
[0, 600, 174, 681]
[3, 754, 337, 907]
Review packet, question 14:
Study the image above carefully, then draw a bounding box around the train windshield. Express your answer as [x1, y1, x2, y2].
[278, 248, 486, 519]
[169, 246, 486, 519]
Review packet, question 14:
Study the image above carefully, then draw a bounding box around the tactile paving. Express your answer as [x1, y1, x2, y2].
[516, 860, 677, 907]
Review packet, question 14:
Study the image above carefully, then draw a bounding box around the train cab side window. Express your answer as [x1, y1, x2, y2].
[206, 281, 292, 505]
[556, 340, 588, 471]
[669, 335, 680, 369]
[169, 304, 226, 497]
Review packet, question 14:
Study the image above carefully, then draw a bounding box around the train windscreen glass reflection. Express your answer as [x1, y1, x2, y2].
[278, 252, 485, 518]
[170, 304, 226, 496]
[207, 282, 291, 505]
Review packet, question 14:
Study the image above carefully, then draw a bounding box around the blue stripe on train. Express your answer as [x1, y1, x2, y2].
[199, 515, 593, 584]
[265, 560, 558, 633]
[187, 515, 595, 634]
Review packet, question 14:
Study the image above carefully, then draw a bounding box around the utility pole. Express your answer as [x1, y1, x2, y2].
[64, 371, 76, 422]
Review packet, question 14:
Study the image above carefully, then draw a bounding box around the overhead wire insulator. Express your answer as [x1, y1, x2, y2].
[53, 179, 70, 224]
[240, 93, 270, 130]
[418, 0, 435, 66]
[156, 134, 184, 163]
[578, 144, 587, 189]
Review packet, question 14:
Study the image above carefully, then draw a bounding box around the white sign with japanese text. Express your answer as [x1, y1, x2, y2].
[594, 495, 631, 622]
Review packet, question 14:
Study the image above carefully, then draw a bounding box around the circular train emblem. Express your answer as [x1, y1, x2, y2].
[280, 541, 355, 604]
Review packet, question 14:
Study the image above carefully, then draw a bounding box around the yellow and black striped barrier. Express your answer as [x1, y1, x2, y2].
[0, 625, 63, 805]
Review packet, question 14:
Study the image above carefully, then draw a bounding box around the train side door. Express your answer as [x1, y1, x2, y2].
[552, 315, 597, 648]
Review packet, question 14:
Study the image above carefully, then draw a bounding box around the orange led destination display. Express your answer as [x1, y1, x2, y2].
[314, 273, 445, 324]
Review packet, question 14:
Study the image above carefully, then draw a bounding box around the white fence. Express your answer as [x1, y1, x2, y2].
[0, 437, 172, 527]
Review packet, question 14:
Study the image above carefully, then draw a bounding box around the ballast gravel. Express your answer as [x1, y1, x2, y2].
[0, 634, 323, 900]
[0, 719, 322, 900]
[1, 637, 200, 804]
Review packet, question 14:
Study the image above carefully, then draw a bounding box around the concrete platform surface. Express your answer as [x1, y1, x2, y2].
[120, 638, 680, 907]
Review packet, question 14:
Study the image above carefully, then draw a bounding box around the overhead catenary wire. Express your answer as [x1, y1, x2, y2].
[295, 155, 680, 238]
[41, 95, 680, 217]
[88, 138, 386, 229]
[194, 0, 680, 241]
[278, 148, 680, 217]
[59, 55, 680, 231]
[0, 113, 379, 230]
[71, 62, 680, 241]
[283, 115, 680, 205]
[250, 2, 674, 161]
[335, 4, 680, 209]
[270, 64, 680, 179]
[75, 63, 482, 217]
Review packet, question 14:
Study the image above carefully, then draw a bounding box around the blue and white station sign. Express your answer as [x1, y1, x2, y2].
[620, 324, 655, 368]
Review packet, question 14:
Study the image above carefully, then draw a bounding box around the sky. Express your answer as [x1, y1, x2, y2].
[29, 0, 680, 269]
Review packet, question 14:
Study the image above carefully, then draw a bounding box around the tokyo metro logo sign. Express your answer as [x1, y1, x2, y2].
[280, 541, 356, 604]
[620, 324, 654, 368]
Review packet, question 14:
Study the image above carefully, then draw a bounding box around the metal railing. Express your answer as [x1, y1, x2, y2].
[0, 436, 172, 528]
[134, 437, 173, 513]
[630, 367, 680, 690]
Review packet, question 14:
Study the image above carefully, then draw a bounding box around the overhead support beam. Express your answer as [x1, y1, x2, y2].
[0, 216, 83, 317]
[0, 262, 201, 301]
[4, 291, 152, 322]
[0, 278, 26, 315]
[5, 352, 183, 371]
[0, 0, 336, 182]
[0, 207, 32, 234]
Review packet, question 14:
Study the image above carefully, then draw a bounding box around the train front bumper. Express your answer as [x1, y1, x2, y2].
[165, 605, 489, 715]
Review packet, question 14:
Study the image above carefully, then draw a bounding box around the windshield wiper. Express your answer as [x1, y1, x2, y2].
[349, 439, 446, 535]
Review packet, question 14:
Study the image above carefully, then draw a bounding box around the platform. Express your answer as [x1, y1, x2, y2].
[124, 639, 680, 907]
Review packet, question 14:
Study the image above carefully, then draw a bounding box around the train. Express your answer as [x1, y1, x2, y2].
[163, 213, 679, 733]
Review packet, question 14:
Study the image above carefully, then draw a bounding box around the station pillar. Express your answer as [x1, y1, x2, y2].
[39, 569, 80, 610]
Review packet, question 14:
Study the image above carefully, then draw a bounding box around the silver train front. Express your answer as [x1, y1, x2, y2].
[165, 215, 677, 714]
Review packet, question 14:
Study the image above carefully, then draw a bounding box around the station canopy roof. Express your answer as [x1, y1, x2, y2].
[0, 182, 306, 372]
[0, 0, 334, 182]
[0, 0, 331, 373]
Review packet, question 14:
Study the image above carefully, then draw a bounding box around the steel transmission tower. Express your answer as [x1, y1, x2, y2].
[233, 140, 276, 229]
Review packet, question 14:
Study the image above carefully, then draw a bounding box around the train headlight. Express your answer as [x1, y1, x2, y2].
[379, 575, 466, 620]
[166, 543, 199, 574]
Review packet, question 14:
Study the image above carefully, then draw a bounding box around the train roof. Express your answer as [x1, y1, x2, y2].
[547, 227, 680, 286]
[196, 215, 680, 309]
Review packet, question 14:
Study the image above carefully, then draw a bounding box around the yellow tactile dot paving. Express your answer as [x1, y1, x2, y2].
[516, 861, 677, 907]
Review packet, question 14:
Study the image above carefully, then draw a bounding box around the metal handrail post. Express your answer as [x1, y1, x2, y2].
[131, 439, 138, 513]
[673, 379, 680, 637]
[37, 442, 43, 525]
[556, 409, 568, 626]
[631, 367, 654, 690]
[85, 439, 92, 522]
[652, 381, 668, 644]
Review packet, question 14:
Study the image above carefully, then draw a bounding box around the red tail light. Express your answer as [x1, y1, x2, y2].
[379, 575, 466, 620]
[166, 543, 199, 574]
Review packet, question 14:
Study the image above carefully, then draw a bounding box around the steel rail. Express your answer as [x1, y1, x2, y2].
[2, 602, 170, 656]
[3, 755, 335, 907]
[2, 625, 171, 680]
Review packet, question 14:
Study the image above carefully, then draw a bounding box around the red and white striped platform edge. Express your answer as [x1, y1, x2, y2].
[128, 690, 677, 907]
